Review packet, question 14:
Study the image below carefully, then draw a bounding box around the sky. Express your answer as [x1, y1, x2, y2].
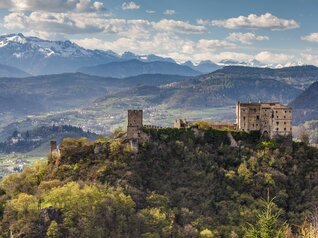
[0, 0, 318, 65]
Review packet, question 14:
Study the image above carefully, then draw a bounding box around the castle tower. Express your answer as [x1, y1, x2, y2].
[127, 110, 143, 139]
[50, 141, 57, 153]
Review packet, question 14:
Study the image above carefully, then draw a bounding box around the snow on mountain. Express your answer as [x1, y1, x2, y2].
[0, 33, 307, 76]
[0, 33, 180, 75]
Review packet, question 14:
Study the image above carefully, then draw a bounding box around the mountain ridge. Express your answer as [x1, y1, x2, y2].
[78, 59, 201, 78]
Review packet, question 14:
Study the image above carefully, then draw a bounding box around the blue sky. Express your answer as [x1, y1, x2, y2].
[0, 0, 318, 65]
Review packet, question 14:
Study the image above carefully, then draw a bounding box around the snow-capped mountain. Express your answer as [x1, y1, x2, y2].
[0, 33, 177, 75]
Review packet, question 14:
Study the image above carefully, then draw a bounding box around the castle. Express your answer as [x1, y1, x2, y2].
[50, 102, 293, 154]
[236, 102, 292, 138]
[127, 101, 293, 141]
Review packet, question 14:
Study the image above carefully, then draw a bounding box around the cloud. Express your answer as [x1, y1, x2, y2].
[146, 10, 155, 14]
[122, 2, 140, 10]
[255, 51, 294, 64]
[201, 13, 299, 30]
[163, 9, 176, 15]
[4, 12, 126, 34]
[0, 0, 106, 13]
[301, 33, 318, 42]
[74, 33, 240, 64]
[4, 11, 206, 36]
[153, 19, 206, 34]
[227, 32, 269, 44]
[197, 39, 235, 48]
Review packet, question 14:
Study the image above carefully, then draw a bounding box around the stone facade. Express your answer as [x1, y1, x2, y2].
[127, 110, 143, 139]
[236, 101, 292, 138]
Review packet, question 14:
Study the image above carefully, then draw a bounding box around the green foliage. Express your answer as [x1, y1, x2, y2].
[244, 198, 288, 238]
[0, 132, 317, 237]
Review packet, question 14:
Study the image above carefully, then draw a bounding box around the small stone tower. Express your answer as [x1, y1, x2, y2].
[127, 110, 143, 139]
[50, 141, 57, 153]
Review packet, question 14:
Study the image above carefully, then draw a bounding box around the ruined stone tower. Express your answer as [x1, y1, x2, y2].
[127, 110, 143, 139]
[50, 141, 57, 153]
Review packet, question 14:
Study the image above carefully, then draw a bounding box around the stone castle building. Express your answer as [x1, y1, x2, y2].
[236, 102, 292, 138]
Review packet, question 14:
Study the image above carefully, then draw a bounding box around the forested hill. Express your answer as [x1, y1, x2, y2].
[214, 65, 318, 89]
[0, 128, 317, 237]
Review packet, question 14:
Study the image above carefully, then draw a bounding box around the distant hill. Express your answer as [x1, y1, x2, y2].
[290, 81, 318, 124]
[103, 71, 301, 109]
[0, 72, 191, 133]
[0, 73, 119, 115]
[0, 64, 30, 78]
[214, 65, 318, 89]
[0, 125, 98, 154]
[78, 59, 201, 78]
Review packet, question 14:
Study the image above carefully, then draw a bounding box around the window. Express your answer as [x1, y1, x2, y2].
[243, 116, 246, 120]
[284, 128, 286, 131]
[257, 116, 260, 120]
[284, 122, 287, 125]
[276, 128, 279, 131]
[277, 122, 279, 125]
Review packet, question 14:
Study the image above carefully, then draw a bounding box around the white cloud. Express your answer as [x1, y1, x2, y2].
[301, 33, 318, 42]
[3, 11, 206, 36]
[206, 13, 299, 30]
[146, 10, 155, 14]
[197, 39, 235, 48]
[227, 32, 269, 44]
[0, 0, 105, 13]
[122, 2, 140, 10]
[255, 51, 294, 64]
[163, 9, 176, 15]
[4, 12, 126, 34]
[153, 19, 206, 34]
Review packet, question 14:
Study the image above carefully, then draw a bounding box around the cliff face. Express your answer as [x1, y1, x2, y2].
[0, 128, 318, 237]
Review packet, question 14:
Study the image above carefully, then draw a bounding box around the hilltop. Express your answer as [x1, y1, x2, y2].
[0, 128, 317, 237]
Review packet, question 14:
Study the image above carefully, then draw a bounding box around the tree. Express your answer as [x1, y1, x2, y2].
[244, 197, 288, 238]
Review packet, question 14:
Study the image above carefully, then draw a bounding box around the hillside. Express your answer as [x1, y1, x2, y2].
[290, 81, 318, 124]
[78, 59, 201, 78]
[101, 72, 301, 109]
[215, 65, 318, 89]
[0, 73, 190, 131]
[0, 64, 30, 78]
[0, 128, 317, 237]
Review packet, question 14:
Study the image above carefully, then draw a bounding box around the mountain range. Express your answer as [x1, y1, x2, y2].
[0, 33, 215, 76]
[0, 33, 310, 77]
